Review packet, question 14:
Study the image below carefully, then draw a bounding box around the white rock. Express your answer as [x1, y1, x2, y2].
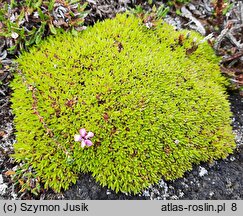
[188, 3, 196, 11]
[0, 175, 3, 184]
[179, 191, 184, 198]
[11, 32, 19, 39]
[33, 11, 39, 19]
[171, 195, 179, 200]
[87, 0, 96, 4]
[106, 189, 111, 195]
[209, 191, 214, 197]
[142, 190, 150, 197]
[0, 184, 8, 196]
[198, 166, 208, 177]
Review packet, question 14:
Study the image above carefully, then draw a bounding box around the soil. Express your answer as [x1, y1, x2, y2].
[0, 0, 243, 200]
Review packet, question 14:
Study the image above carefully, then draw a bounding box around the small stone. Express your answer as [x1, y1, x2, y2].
[209, 191, 214, 197]
[11, 32, 19, 39]
[0, 184, 8, 195]
[106, 189, 111, 195]
[198, 166, 208, 177]
[171, 195, 179, 200]
[0, 174, 3, 184]
[87, 0, 97, 4]
[33, 11, 39, 19]
[188, 3, 196, 11]
[179, 191, 184, 198]
[142, 190, 150, 197]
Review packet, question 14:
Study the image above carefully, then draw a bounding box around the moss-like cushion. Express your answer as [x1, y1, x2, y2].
[11, 13, 235, 194]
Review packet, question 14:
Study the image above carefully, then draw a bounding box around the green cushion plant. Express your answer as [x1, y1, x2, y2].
[11, 13, 235, 194]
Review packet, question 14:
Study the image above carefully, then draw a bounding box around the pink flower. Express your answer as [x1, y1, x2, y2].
[85, 132, 94, 139]
[74, 128, 94, 148]
[74, 134, 82, 142]
[79, 128, 87, 137]
[84, 139, 93, 147]
[81, 140, 86, 148]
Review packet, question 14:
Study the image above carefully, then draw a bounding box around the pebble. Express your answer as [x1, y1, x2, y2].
[0, 184, 8, 196]
[188, 3, 196, 11]
[178, 191, 184, 198]
[0, 174, 8, 196]
[106, 189, 111, 195]
[198, 166, 208, 177]
[142, 190, 150, 197]
[11, 32, 19, 39]
[209, 191, 214, 197]
[0, 174, 3, 184]
[171, 195, 179, 200]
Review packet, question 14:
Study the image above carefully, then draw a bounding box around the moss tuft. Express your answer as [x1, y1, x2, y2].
[11, 13, 235, 194]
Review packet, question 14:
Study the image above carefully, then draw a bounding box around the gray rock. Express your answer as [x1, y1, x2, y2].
[0, 184, 8, 196]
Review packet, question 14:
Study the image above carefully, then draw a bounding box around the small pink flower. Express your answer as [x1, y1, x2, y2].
[79, 128, 87, 137]
[85, 132, 94, 139]
[85, 140, 93, 147]
[81, 140, 86, 148]
[74, 128, 94, 148]
[74, 134, 82, 142]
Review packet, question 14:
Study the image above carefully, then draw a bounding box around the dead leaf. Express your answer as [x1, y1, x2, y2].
[114, 40, 123, 52]
[0, 130, 6, 138]
[18, 179, 24, 186]
[178, 34, 185, 46]
[103, 112, 109, 122]
[5, 170, 16, 176]
[186, 42, 198, 55]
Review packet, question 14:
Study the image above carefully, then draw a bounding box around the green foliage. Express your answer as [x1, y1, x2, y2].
[156, 4, 170, 18]
[146, 0, 190, 5]
[11, 164, 41, 196]
[129, 1, 189, 20]
[11, 13, 235, 194]
[0, 0, 88, 54]
[129, 5, 144, 15]
[169, 0, 190, 4]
